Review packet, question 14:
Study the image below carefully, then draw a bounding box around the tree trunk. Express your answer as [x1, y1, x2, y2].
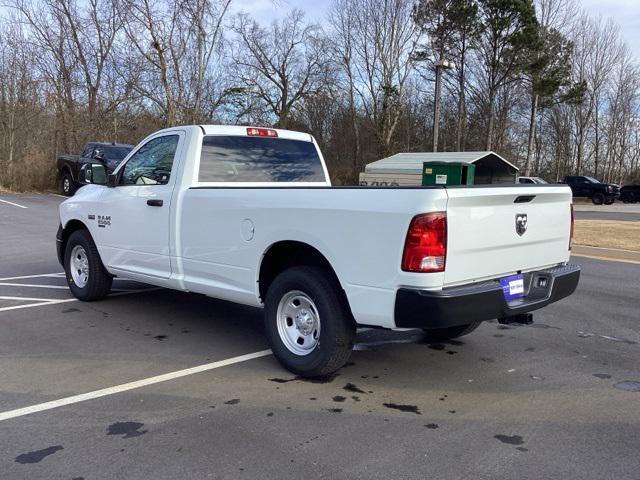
[524, 92, 539, 176]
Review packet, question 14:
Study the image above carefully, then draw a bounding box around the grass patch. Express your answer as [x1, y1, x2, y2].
[574, 220, 640, 251]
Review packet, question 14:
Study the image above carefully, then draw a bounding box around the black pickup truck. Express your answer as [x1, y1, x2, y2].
[57, 142, 133, 196]
[563, 175, 620, 205]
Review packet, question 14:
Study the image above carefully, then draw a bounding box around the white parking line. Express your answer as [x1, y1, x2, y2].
[0, 273, 64, 281]
[0, 198, 28, 209]
[0, 282, 70, 289]
[0, 287, 161, 313]
[49, 193, 67, 198]
[0, 298, 77, 312]
[0, 295, 63, 302]
[0, 350, 273, 422]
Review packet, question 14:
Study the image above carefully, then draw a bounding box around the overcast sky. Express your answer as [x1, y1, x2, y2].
[234, 0, 640, 59]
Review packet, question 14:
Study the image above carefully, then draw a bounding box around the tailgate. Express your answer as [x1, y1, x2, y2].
[444, 185, 572, 286]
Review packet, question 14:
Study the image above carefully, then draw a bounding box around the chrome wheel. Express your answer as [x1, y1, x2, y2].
[63, 177, 70, 193]
[70, 245, 89, 288]
[276, 290, 321, 356]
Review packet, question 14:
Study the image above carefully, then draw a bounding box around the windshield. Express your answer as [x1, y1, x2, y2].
[103, 146, 132, 161]
[533, 177, 548, 184]
[585, 176, 600, 183]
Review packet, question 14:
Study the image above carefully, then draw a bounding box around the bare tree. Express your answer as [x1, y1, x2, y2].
[231, 9, 330, 129]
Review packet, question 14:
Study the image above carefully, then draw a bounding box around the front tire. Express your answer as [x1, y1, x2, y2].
[64, 230, 112, 301]
[422, 322, 481, 343]
[592, 193, 604, 205]
[60, 171, 76, 196]
[264, 266, 355, 378]
[604, 198, 614, 205]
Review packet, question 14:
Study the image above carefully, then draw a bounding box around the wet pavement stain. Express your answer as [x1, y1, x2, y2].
[15, 445, 64, 464]
[493, 334, 505, 338]
[528, 323, 561, 330]
[62, 308, 80, 313]
[268, 378, 295, 383]
[332, 395, 347, 402]
[427, 343, 446, 351]
[269, 373, 340, 384]
[424, 423, 439, 429]
[614, 381, 640, 392]
[224, 399, 241, 405]
[266, 412, 274, 417]
[107, 422, 147, 439]
[351, 396, 361, 402]
[524, 347, 536, 352]
[326, 408, 343, 413]
[383, 403, 421, 415]
[445, 350, 457, 355]
[516, 447, 529, 452]
[153, 335, 167, 341]
[593, 373, 612, 379]
[578, 332, 637, 344]
[494, 434, 525, 445]
[344, 383, 367, 394]
[480, 357, 495, 363]
[181, 329, 191, 334]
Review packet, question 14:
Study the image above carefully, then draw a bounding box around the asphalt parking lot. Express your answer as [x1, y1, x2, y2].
[0, 192, 639, 480]
[574, 202, 640, 221]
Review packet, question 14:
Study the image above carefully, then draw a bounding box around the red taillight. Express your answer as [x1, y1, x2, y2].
[247, 127, 278, 137]
[569, 204, 574, 250]
[402, 212, 447, 272]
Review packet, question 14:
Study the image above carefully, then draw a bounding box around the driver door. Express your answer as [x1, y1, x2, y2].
[94, 132, 184, 280]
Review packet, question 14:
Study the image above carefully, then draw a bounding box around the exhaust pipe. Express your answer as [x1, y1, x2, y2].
[498, 313, 533, 325]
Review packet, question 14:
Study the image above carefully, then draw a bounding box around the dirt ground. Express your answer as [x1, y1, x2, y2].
[574, 219, 640, 251]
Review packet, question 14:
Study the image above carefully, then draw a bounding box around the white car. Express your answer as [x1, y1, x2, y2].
[518, 176, 548, 184]
[57, 125, 580, 376]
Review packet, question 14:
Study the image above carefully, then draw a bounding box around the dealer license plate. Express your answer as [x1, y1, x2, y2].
[499, 274, 525, 301]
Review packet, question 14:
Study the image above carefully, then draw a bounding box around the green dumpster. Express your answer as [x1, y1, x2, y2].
[422, 161, 475, 186]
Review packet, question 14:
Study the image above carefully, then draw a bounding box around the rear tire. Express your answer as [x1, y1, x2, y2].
[60, 170, 76, 196]
[422, 322, 481, 343]
[264, 266, 355, 378]
[592, 193, 604, 205]
[64, 230, 112, 301]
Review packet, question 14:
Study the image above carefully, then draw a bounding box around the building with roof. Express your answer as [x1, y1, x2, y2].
[360, 151, 519, 186]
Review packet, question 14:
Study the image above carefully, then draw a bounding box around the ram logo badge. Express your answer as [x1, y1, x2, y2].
[515, 213, 528, 236]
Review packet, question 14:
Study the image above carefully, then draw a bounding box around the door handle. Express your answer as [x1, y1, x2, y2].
[146, 199, 163, 207]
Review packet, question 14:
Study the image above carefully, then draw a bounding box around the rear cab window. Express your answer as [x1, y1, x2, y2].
[198, 134, 327, 185]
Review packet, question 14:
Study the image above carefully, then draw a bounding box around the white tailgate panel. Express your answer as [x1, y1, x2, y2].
[444, 186, 572, 286]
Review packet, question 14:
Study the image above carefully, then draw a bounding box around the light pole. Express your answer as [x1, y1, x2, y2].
[432, 58, 455, 152]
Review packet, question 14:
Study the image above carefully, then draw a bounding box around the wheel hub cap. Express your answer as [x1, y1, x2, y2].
[276, 291, 321, 356]
[70, 245, 89, 288]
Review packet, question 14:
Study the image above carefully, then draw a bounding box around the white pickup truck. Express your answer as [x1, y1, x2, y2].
[57, 125, 580, 376]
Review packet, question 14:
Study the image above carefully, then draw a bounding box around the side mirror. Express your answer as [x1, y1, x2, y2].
[107, 173, 118, 188]
[79, 163, 107, 185]
[91, 149, 105, 161]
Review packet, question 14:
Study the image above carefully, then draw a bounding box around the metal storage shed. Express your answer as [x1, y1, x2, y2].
[360, 151, 519, 186]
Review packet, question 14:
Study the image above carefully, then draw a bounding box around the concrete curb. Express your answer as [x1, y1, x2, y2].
[572, 244, 640, 263]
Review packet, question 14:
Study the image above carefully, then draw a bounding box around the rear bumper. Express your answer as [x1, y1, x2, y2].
[394, 264, 580, 329]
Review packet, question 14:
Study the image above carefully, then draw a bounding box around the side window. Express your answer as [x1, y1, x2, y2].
[82, 144, 94, 158]
[120, 135, 179, 186]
